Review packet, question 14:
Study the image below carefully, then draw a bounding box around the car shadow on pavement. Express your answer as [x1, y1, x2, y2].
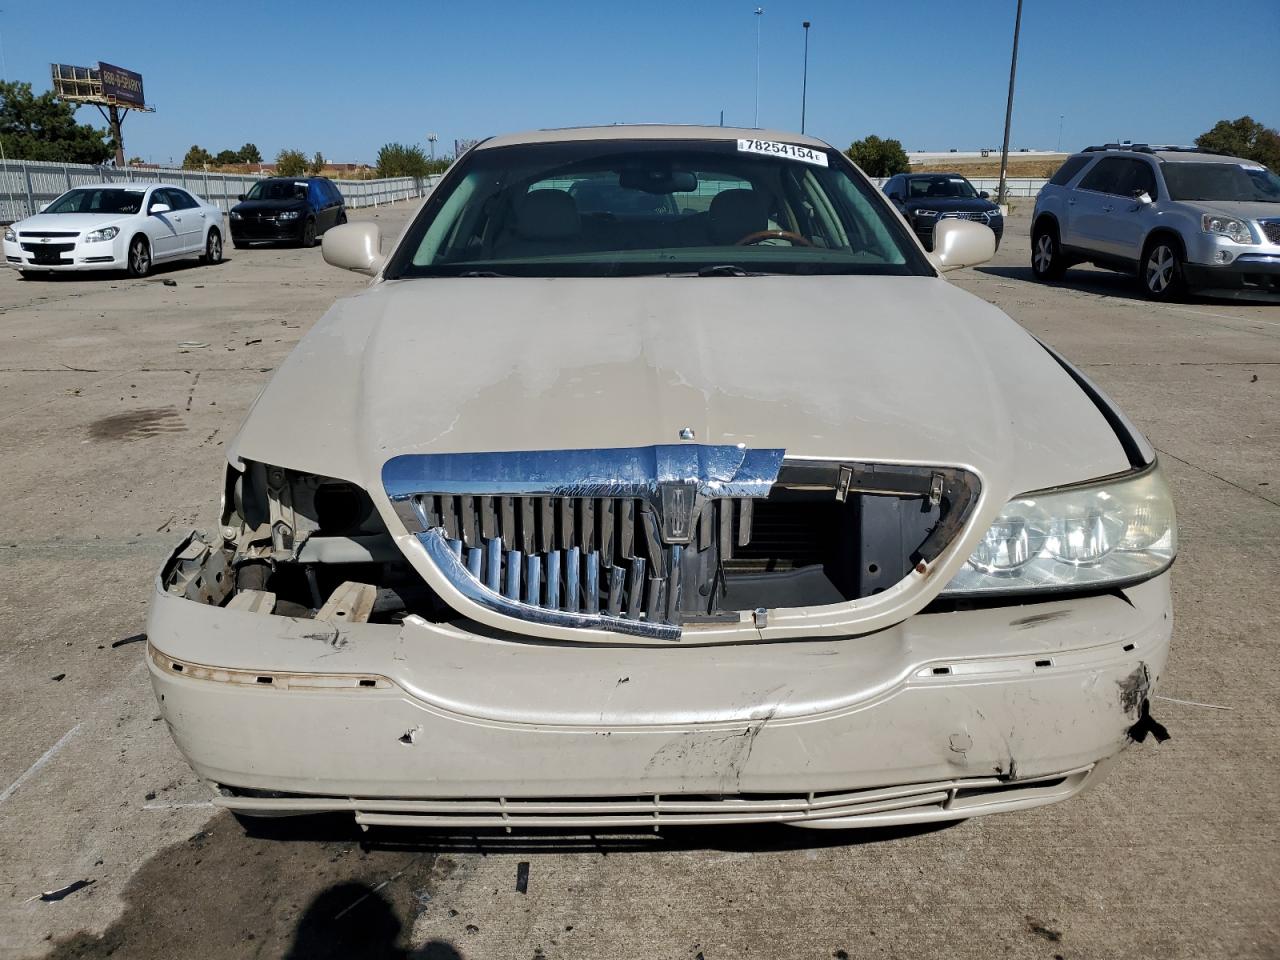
[975, 263, 1260, 308]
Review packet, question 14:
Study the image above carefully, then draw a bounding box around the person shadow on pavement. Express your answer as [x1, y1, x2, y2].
[284, 882, 464, 960]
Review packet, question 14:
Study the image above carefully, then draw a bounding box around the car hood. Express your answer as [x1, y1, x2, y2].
[233, 198, 306, 214]
[12, 212, 131, 233]
[1182, 199, 1280, 222]
[229, 275, 1130, 509]
[904, 198, 999, 214]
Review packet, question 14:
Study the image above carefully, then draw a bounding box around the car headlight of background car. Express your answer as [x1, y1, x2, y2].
[83, 226, 119, 243]
[914, 209, 939, 218]
[277, 210, 301, 221]
[942, 464, 1176, 596]
[1201, 214, 1255, 244]
[3, 227, 15, 242]
[230, 210, 242, 220]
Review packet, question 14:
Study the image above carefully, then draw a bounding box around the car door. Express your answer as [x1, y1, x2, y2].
[1099, 158, 1161, 262]
[145, 188, 182, 259]
[1065, 157, 1128, 255]
[170, 189, 206, 253]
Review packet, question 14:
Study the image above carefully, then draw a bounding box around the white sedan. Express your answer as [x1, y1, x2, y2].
[3, 182, 224, 279]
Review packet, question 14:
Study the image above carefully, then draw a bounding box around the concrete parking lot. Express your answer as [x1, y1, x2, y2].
[1, 201, 1276, 960]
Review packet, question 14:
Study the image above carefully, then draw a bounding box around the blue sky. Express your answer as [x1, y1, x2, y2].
[3, 0, 1277, 164]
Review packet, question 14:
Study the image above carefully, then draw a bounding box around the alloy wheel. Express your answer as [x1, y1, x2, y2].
[1033, 234, 1054, 273]
[1145, 244, 1175, 294]
[129, 239, 150, 277]
[206, 231, 222, 264]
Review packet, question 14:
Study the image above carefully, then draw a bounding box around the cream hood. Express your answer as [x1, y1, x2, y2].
[228, 275, 1131, 504]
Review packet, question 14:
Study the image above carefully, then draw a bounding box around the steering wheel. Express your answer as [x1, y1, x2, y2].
[735, 229, 813, 247]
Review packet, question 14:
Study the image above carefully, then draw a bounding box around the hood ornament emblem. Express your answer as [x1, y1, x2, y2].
[678, 427, 695, 441]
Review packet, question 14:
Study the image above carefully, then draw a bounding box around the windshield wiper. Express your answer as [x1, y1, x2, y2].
[457, 270, 509, 277]
[693, 264, 760, 277]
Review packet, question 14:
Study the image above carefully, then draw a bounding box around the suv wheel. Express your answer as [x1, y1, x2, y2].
[1142, 239, 1184, 301]
[1031, 225, 1065, 281]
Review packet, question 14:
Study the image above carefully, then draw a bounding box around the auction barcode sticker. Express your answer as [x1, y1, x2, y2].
[737, 138, 829, 166]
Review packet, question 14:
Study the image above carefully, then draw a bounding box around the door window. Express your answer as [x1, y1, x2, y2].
[1078, 157, 1129, 195]
[1049, 155, 1091, 186]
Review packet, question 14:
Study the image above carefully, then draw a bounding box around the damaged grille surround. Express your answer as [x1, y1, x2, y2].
[384, 446, 980, 641]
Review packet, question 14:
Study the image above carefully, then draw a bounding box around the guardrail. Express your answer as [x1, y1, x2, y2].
[0, 159, 440, 222]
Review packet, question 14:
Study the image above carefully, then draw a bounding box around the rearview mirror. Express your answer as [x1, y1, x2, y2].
[930, 218, 995, 273]
[149, 203, 171, 215]
[322, 222, 384, 276]
[618, 169, 697, 194]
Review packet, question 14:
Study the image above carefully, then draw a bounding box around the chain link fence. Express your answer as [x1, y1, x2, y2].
[0, 160, 440, 222]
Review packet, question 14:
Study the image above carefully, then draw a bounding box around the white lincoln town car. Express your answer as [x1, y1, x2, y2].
[4, 182, 224, 278]
[148, 126, 1175, 831]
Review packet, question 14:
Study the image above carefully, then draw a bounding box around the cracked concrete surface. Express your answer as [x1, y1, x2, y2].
[1, 205, 1277, 959]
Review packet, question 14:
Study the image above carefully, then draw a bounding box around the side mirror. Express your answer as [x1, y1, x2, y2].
[149, 203, 171, 215]
[979, 191, 990, 199]
[39, 202, 51, 212]
[1133, 190, 1153, 206]
[930, 218, 995, 273]
[322, 222, 384, 276]
[887, 191, 903, 202]
[237, 194, 246, 201]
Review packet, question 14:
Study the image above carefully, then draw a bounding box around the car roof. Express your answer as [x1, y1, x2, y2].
[66, 182, 161, 190]
[477, 124, 832, 151]
[1073, 148, 1252, 165]
[906, 172, 970, 179]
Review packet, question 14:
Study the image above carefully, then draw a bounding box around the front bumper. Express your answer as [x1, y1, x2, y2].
[147, 537, 1172, 829]
[230, 218, 305, 242]
[1183, 253, 1280, 300]
[4, 235, 126, 271]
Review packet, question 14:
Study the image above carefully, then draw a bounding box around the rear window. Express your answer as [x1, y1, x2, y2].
[1049, 155, 1091, 186]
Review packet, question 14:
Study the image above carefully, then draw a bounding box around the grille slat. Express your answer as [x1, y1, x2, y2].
[1260, 220, 1280, 245]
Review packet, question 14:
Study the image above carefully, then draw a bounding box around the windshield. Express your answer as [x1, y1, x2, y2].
[246, 180, 308, 202]
[45, 188, 145, 215]
[1162, 162, 1280, 203]
[907, 176, 979, 200]
[386, 139, 931, 278]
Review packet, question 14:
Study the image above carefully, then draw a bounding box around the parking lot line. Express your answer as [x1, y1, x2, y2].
[0, 723, 83, 808]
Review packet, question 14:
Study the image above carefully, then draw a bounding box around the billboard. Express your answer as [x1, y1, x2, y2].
[98, 63, 145, 108]
[50, 62, 146, 108]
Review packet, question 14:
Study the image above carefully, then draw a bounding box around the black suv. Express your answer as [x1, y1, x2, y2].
[230, 177, 347, 248]
[882, 173, 1004, 251]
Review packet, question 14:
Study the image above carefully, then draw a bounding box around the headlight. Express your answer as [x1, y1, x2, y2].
[914, 209, 939, 218]
[277, 210, 301, 220]
[3, 227, 15, 242]
[1201, 214, 1255, 244]
[84, 226, 119, 243]
[230, 210, 241, 220]
[942, 464, 1176, 596]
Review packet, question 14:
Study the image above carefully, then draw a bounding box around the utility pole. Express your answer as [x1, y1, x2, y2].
[801, 20, 811, 134]
[753, 7, 764, 128]
[1056, 114, 1064, 153]
[427, 133, 437, 163]
[997, 0, 1023, 206]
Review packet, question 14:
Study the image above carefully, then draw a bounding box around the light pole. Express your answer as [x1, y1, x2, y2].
[1056, 114, 1064, 153]
[753, 7, 764, 128]
[801, 20, 811, 134]
[996, 0, 1023, 206]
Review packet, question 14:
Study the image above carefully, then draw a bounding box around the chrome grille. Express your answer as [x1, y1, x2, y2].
[384, 447, 979, 641]
[1261, 219, 1280, 245]
[937, 211, 994, 222]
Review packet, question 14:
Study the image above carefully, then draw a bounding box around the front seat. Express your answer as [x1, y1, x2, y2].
[499, 189, 583, 258]
[708, 189, 769, 245]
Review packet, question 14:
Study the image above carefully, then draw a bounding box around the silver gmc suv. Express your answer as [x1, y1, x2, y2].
[1032, 144, 1280, 301]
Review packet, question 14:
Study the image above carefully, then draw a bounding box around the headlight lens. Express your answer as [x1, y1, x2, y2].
[3, 227, 15, 242]
[1201, 214, 1255, 244]
[914, 209, 939, 218]
[84, 226, 119, 243]
[230, 210, 241, 220]
[277, 210, 301, 220]
[942, 464, 1176, 595]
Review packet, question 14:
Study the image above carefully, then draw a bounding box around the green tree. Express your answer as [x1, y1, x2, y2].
[845, 135, 910, 177]
[308, 151, 326, 175]
[237, 142, 262, 164]
[275, 148, 308, 177]
[213, 149, 241, 166]
[1195, 116, 1280, 171]
[182, 144, 213, 169]
[0, 80, 112, 163]
[376, 142, 430, 178]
